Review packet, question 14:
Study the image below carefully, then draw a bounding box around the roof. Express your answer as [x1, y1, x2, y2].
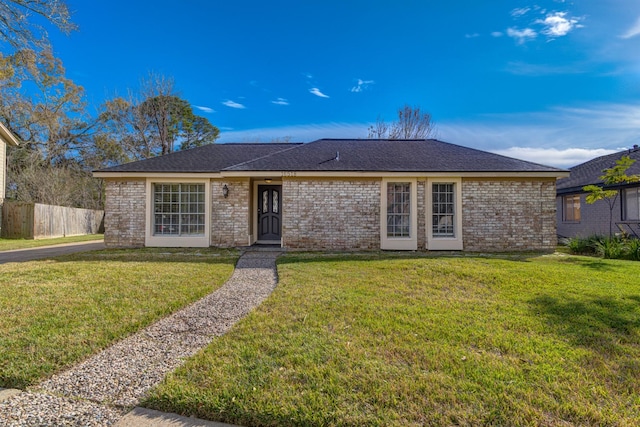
[0, 122, 19, 147]
[556, 146, 640, 194]
[96, 143, 301, 173]
[95, 138, 566, 175]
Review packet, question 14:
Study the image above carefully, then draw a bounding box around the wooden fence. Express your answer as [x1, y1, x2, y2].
[1, 201, 104, 239]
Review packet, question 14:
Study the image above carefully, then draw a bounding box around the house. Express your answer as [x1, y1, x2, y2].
[0, 122, 19, 228]
[556, 145, 640, 239]
[94, 138, 567, 251]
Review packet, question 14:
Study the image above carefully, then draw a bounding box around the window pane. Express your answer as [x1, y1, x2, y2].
[273, 190, 279, 214]
[563, 195, 581, 222]
[625, 189, 639, 221]
[432, 183, 455, 238]
[153, 183, 205, 236]
[387, 183, 411, 238]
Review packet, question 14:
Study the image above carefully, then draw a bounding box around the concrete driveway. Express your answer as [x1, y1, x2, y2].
[0, 240, 106, 264]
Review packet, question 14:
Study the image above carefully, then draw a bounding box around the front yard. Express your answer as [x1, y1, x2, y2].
[0, 248, 238, 389]
[145, 252, 640, 426]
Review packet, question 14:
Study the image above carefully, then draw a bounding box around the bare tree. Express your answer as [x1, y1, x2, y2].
[0, 0, 76, 50]
[367, 104, 435, 139]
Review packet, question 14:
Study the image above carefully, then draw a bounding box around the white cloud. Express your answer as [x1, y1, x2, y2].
[491, 31, 504, 37]
[536, 12, 582, 37]
[491, 147, 617, 168]
[511, 7, 530, 18]
[222, 100, 246, 109]
[350, 79, 375, 93]
[465, 33, 480, 38]
[309, 87, 330, 98]
[271, 98, 289, 106]
[620, 16, 640, 39]
[507, 27, 537, 44]
[194, 105, 215, 113]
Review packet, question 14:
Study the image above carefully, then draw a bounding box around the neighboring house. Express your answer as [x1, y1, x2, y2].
[556, 145, 640, 238]
[94, 138, 567, 252]
[0, 122, 19, 204]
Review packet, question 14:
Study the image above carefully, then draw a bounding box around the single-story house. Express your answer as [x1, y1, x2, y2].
[556, 145, 640, 238]
[94, 138, 568, 251]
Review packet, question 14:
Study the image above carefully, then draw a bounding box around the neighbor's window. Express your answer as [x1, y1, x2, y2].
[563, 194, 581, 222]
[387, 182, 411, 238]
[624, 188, 640, 220]
[432, 183, 455, 238]
[153, 183, 205, 236]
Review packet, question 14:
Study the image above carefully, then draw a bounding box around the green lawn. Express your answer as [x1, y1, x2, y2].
[0, 248, 238, 389]
[145, 252, 640, 426]
[0, 234, 103, 251]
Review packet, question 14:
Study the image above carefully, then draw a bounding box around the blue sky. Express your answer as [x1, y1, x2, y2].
[46, 0, 640, 167]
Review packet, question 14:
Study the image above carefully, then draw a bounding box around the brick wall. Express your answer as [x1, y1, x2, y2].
[462, 178, 557, 251]
[104, 180, 145, 247]
[556, 192, 623, 238]
[282, 179, 380, 250]
[211, 179, 250, 247]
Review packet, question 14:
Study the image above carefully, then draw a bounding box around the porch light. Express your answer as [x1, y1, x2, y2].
[265, 178, 272, 183]
[222, 184, 229, 198]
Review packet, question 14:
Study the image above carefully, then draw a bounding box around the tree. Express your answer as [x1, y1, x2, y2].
[367, 104, 435, 139]
[583, 155, 640, 236]
[0, 0, 76, 50]
[99, 74, 219, 160]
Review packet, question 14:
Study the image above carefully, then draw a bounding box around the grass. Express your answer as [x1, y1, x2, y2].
[145, 251, 640, 426]
[0, 234, 103, 251]
[0, 247, 238, 389]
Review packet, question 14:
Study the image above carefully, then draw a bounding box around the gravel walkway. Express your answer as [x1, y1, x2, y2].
[0, 250, 281, 426]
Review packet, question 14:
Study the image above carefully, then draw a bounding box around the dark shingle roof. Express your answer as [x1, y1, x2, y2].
[224, 139, 564, 173]
[556, 147, 640, 193]
[96, 143, 301, 173]
[96, 139, 566, 174]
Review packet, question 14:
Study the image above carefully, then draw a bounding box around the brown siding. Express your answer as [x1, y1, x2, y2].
[462, 178, 557, 251]
[104, 180, 145, 247]
[282, 178, 380, 250]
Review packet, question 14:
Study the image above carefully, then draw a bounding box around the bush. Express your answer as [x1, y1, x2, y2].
[595, 237, 625, 259]
[568, 234, 640, 261]
[626, 238, 640, 261]
[567, 235, 603, 255]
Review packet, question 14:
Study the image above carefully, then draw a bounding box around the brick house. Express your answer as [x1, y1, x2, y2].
[0, 122, 19, 228]
[94, 138, 567, 251]
[556, 146, 640, 238]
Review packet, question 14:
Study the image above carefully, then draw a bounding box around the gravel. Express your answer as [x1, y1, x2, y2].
[0, 250, 280, 426]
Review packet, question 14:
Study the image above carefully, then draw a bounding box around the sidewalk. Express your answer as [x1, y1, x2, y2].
[0, 250, 281, 426]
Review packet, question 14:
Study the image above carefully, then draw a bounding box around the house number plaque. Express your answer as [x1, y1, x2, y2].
[281, 171, 297, 177]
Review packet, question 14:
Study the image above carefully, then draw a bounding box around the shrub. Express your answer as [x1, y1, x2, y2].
[626, 238, 640, 261]
[567, 235, 603, 255]
[595, 237, 626, 259]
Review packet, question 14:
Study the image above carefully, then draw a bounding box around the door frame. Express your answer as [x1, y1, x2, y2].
[252, 180, 283, 245]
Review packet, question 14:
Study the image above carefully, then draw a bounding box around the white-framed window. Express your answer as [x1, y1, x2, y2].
[381, 178, 417, 250]
[153, 183, 205, 236]
[426, 178, 463, 250]
[145, 179, 210, 247]
[562, 194, 581, 222]
[623, 188, 640, 221]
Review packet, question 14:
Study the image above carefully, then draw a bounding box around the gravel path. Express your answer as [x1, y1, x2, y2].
[0, 250, 280, 426]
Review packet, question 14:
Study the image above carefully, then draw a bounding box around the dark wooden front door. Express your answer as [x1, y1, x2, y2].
[258, 185, 282, 241]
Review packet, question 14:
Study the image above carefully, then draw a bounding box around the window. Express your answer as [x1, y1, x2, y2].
[563, 194, 581, 222]
[153, 183, 205, 236]
[426, 179, 462, 251]
[381, 179, 417, 250]
[432, 183, 455, 237]
[624, 188, 640, 220]
[387, 182, 411, 238]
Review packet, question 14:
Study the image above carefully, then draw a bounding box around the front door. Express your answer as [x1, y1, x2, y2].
[258, 185, 282, 241]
